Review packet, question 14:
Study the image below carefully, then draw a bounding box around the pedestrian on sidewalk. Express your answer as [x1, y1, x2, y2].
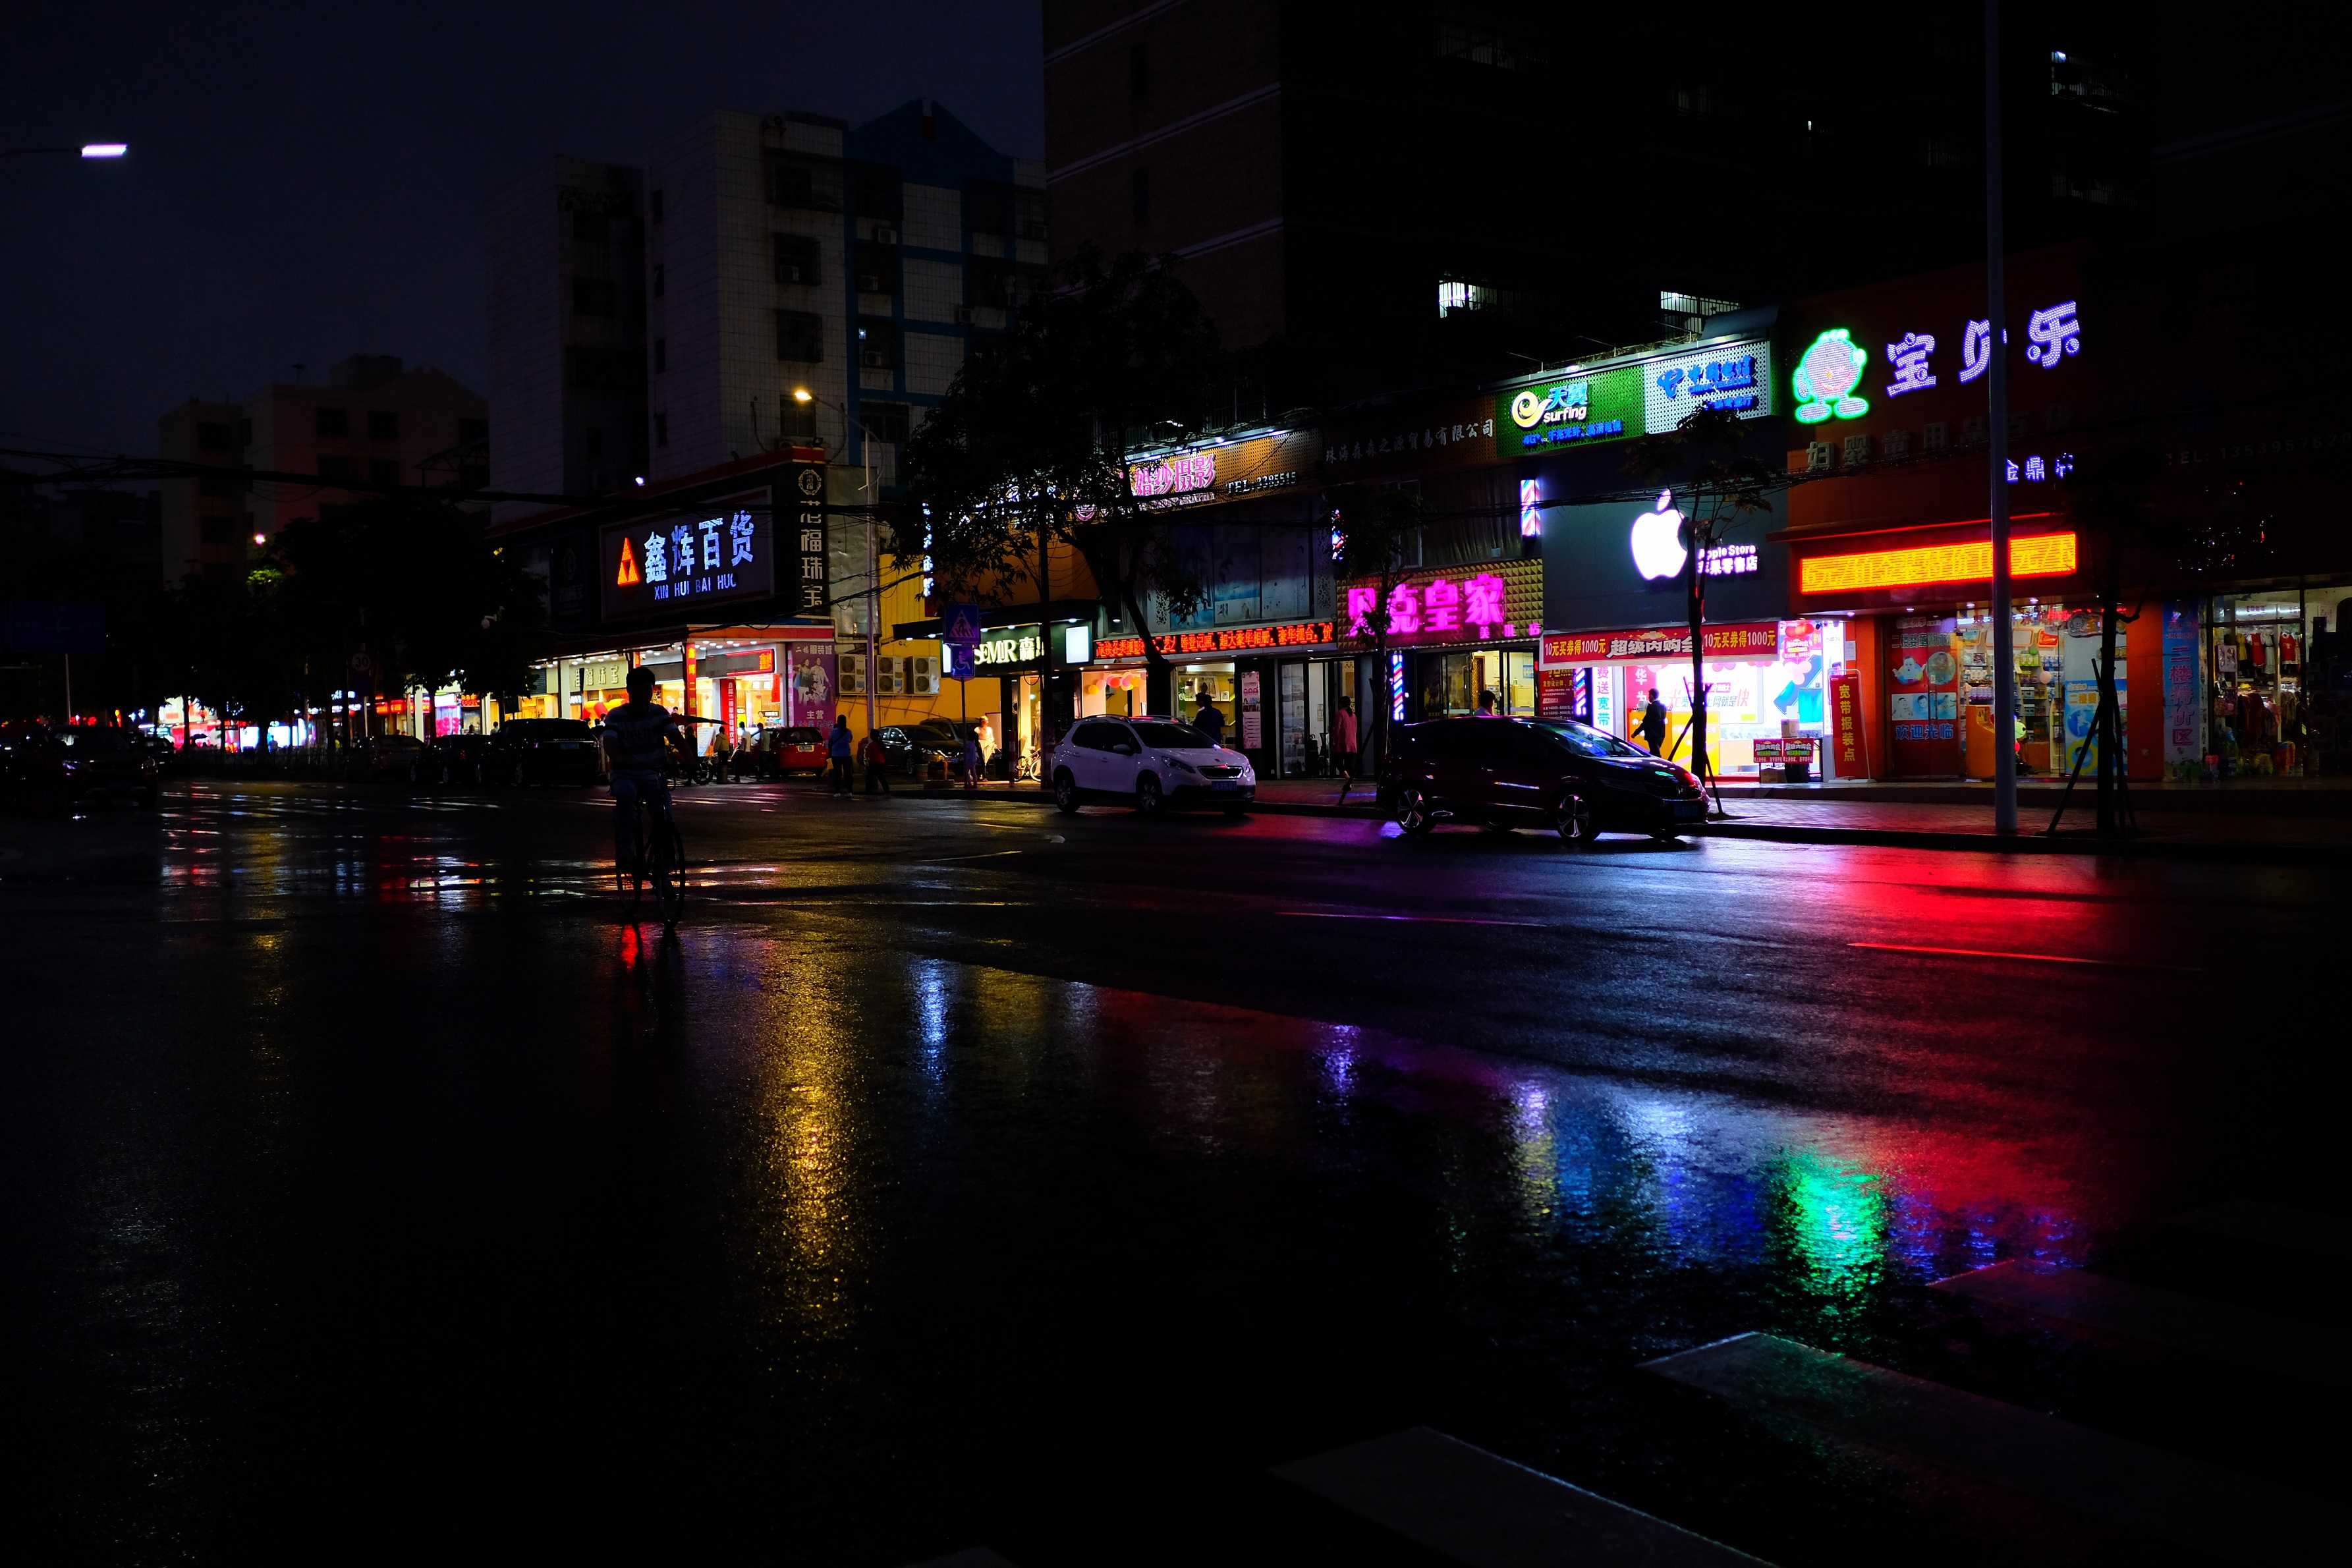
[1332, 695, 1359, 802]
[961, 730, 981, 789]
[827, 715, 853, 795]
[1640, 689, 1667, 756]
[1193, 686, 1226, 745]
[862, 729, 891, 795]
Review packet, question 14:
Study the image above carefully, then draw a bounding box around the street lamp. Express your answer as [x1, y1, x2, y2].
[2, 143, 130, 160]
[793, 386, 882, 741]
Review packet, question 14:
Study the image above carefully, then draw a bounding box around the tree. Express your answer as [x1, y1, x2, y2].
[905, 245, 1223, 706]
[1328, 482, 1431, 781]
[2053, 445, 2167, 837]
[1623, 405, 1779, 797]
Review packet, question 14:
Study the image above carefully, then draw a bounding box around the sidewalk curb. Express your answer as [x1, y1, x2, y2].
[1697, 820, 2352, 864]
[914, 787, 1389, 821]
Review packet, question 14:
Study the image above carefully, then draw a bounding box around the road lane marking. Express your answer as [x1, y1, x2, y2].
[2166, 1202, 2352, 1264]
[1641, 1332, 2341, 1565]
[1274, 1426, 1774, 1566]
[1281, 911, 1548, 928]
[1932, 1260, 2347, 1390]
[1848, 941, 2198, 971]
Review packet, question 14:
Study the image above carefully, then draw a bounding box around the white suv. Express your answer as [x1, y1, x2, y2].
[1050, 716, 1256, 816]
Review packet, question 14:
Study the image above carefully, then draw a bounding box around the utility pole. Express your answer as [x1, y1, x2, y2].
[1986, 0, 2017, 834]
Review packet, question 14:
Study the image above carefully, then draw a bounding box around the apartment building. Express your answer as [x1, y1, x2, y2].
[1043, 3, 2151, 409]
[484, 159, 648, 524]
[641, 100, 1045, 490]
[157, 356, 488, 584]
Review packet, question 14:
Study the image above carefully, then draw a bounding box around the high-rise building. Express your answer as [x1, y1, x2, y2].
[1043, 3, 2150, 409]
[484, 159, 648, 524]
[157, 356, 487, 583]
[641, 101, 1045, 489]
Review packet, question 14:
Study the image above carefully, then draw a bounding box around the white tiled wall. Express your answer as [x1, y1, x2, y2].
[901, 183, 962, 251]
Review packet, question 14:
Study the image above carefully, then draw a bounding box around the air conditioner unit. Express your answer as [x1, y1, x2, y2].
[876, 655, 905, 696]
[871, 226, 899, 245]
[838, 654, 865, 694]
[908, 657, 937, 696]
[953, 304, 978, 324]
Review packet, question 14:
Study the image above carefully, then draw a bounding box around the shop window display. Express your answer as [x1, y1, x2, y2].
[2208, 588, 2352, 777]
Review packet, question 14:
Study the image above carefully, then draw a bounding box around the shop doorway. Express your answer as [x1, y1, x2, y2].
[1416, 649, 1535, 719]
[1171, 663, 1236, 737]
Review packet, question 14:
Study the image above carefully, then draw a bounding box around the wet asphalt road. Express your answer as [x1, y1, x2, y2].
[2, 779, 2343, 1565]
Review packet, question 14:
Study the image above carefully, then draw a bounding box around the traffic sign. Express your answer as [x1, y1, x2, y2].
[947, 642, 976, 681]
[943, 602, 982, 648]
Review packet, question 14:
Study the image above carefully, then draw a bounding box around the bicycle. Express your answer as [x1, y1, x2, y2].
[618, 789, 687, 928]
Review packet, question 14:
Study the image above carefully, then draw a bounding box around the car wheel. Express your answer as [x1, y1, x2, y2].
[1397, 785, 1436, 835]
[1134, 773, 1164, 816]
[1053, 769, 1081, 814]
[1554, 795, 1595, 845]
[1650, 827, 1683, 843]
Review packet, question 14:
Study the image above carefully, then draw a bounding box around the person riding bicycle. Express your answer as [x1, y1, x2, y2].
[601, 667, 690, 882]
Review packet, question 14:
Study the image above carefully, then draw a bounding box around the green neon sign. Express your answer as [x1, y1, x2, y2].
[1792, 329, 1870, 424]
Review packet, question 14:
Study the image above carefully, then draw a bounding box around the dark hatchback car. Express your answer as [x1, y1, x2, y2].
[1380, 717, 1706, 842]
[347, 733, 432, 783]
[487, 718, 602, 786]
[13, 726, 160, 807]
[876, 723, 960, 777]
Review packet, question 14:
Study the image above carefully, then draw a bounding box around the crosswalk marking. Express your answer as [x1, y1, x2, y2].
[2168, 1201, 2352, 1263]
[1932, 1260, 2348, 1390]
[1274, 1425, 1774, 1567]
[1640, 1332, 2342, 1567]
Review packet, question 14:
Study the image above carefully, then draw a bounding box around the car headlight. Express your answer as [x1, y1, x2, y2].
[1164, 756, 1198, 774]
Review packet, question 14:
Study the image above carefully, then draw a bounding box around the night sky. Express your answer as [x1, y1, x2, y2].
[2, 1, 1043, 467]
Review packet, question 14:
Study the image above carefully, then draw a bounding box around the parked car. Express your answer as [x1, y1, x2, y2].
[1048, 715, 1255, 816]
[423, 729, 500, 786]
[486, 718, 602, 786]
[9, 725, 160, 808]
[347, 733, 432, 783]
[875, 723, 960, 777]
[1378, 716, 1706, 842]
[742, 725, 829, 779]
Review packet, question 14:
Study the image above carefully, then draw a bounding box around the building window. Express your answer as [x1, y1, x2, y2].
[368, 409, 399, 440]
[196, 420, 232, 451]
[1660, 290, 1740, 316]
[318, 454, 359, 483]
[459, 418, 487, 446]
[774, 233, 822, 285]
[653, 412, 668, 447]
[316, 406, 349, 437]
[1437, 280, 1521, 318]
[574, 276, 616, 316]
[1435, 5, 1540, 70]
[573, 210, 610, 244]
[855, 243, 897, 294]
[854, 168, 901, 223]
[201, 517, 231, 544]
[652, 262, 665, 297]
[768, 157, 844, 212]
[1673, 84, 1711, 115]
[1131, 42, 1148, 99]
[369, 459, 401, 487]
[861, 401, 912, 444]
[654, 339, 667, 373]
[776, 310, 824, 364]
[238, 418, 252, 447]
[1132, 167, 1150, 227]
[565, 347, 613, 387]
[650, 189, 663, 223]
[856, 320, 900, 372]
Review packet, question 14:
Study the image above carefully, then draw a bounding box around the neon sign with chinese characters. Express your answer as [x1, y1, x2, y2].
[1129, 451, 1216, 497]
[1094, 621, 1336, 660]
[602, 499, 775, 619]
[1343, 568, 1538, 645]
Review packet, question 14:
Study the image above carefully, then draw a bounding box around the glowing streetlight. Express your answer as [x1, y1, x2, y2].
[80, 144, 129, 159]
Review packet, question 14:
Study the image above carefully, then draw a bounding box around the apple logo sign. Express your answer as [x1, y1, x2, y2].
[1629, 490, 1687, 581]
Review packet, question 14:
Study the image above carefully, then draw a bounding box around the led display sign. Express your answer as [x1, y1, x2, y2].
[1506, 362, 1643, 452]
[1095, 621, 1337, 660]
[1641, 339, 1772, 436]
[1797, 533, 2078, 596]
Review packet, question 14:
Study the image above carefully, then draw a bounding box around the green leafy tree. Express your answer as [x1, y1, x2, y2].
[905, 245, 1222, 698]
[1624, 405, 1779, 793]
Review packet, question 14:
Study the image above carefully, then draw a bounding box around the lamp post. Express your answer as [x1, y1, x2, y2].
[1984, 1, 2017, 834]
[793, 388, 880, 741]
[3, 144, 129, 161]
